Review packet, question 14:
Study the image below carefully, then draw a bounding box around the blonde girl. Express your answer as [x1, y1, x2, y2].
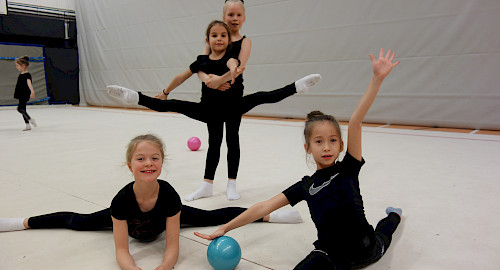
[0, 134, 302, 269]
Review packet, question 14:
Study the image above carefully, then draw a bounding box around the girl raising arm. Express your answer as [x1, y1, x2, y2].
[195, 49, 403, 269]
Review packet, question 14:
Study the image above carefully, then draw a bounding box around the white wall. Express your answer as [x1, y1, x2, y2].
[75, 0, 500, 130]
[10, 0, 75, 10]
[0, 0, 7, 14]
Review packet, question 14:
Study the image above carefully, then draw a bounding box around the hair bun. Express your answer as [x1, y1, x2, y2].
[306, 110, 325, 121]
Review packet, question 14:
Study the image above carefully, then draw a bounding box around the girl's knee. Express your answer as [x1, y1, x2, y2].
[208, 139, 223, 148]
[23, 218, 30, 229]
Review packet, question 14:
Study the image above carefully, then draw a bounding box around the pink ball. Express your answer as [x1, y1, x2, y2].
[187, 137, 201, 151]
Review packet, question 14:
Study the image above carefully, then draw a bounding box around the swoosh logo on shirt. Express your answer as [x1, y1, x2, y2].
[309, 173, 339, 196]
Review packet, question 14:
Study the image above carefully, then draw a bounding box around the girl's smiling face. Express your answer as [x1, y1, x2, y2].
[305, 121, 344, 170]
[207, 24, 230, 53]
[128, 141, 163, 183]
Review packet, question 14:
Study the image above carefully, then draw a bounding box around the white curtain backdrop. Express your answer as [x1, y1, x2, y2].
[76, 0, 500, 130]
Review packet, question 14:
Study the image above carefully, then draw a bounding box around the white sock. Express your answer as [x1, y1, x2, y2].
[0, 218, 26, 232]
[295, 74, 322, 94]
[184, 182, 213, 201]
[107, 85, 139, 103]
[29, 118, 37, 127]
[226, 180, 240, 201]
[268, 209, 303, 223]
[386, 207, 403, 217]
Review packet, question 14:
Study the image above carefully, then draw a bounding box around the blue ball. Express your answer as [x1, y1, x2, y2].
[207, 236, 242, 270]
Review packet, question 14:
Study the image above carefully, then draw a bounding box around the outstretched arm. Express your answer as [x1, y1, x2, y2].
[347, 48, 400, 161]
[227, 58, 245, 85]
[154, 68, 194, 100]
[194, 193, 289, 240]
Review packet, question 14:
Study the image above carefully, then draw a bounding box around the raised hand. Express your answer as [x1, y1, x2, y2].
[369, 48, 400, 80]
[347, 48, 400, 161]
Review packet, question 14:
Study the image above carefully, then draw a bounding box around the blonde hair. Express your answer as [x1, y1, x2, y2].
[125, 134, 165, 164]
[223, 0, 245, 16]
[15, 55, 30, 67]
[303, 111, 342, 151]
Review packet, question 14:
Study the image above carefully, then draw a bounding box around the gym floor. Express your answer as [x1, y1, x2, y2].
[1, 105, 499, 269]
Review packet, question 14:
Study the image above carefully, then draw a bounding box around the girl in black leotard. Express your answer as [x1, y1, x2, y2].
[0, 134, 302, 269]
[13, 55, 37, 131]
[195, 49, 403, 270]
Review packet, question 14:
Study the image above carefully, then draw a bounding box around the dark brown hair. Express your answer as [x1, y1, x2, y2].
[205, 20, 232, 43]
[304, 111, 342, 150]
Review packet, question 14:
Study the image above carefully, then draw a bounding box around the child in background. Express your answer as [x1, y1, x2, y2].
[0, 134, 302, 270]
[107, 20, 321, 202]
[13, 55, 37, 131]
[195, 49, 403, 269]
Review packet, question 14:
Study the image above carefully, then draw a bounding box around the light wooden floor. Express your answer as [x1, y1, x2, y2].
[1, 105, 499, 269]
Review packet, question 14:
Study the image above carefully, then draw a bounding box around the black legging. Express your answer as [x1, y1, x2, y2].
[205, 116, 241, 179]
[293, 213, 401, 270]
[138, 83, 297, 180]
[27, 205, 262, 231]
[17, 98, 31, 124]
